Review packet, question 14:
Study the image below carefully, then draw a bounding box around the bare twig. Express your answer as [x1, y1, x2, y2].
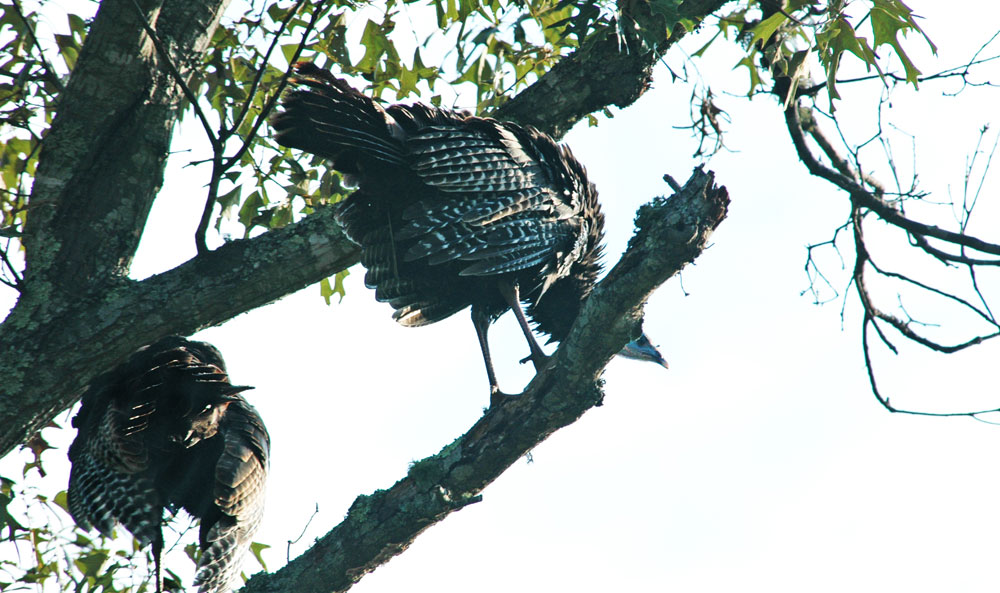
[786, 82, 1000, 416]
[219, 1, 331, 173]
[0, 242, 24, 291]
[861, 315, 1000, 418]
[797, 31, 1000, 98]
[787, 105, 1000, 257]
[286, 504, 320, 562]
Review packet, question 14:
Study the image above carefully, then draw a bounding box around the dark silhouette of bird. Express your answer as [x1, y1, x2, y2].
[67, 336, 269, 593]
[273, 63, 667, 401]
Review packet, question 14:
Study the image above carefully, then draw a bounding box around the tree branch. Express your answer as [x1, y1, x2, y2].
[21, 0, 232, 295]
[0, 205, 358, 455]
[239, 168, 729, 593]
[495, 0, 729, 138]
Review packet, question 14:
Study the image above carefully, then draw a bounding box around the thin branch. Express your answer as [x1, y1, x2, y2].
[220, 1, 330, 173]
[866, 257, 997, 326]
[286, 504, 320, 563]
[196, 0, 331, 254]
[786, 104, 1000, 257]
[220, 0, 311, 141]
[861, 314, 1000, 417]
[908, 232, 1000, 266]
[197, 152, 226, 254]
[10, 0, 66, 94]
[0, 241, 24, 291]
[797, 33, 1000, 98]
[802, 220, 848, 305]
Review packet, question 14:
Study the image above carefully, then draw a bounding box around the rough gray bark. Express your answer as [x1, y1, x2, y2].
[241, 168, 729, 593]
[2, 0, 234, 455]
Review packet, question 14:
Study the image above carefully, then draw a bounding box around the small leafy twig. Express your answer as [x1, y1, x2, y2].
[221, 0, 311, 142]
[10, 0, 65, 94]
[195, 0, 332, 254]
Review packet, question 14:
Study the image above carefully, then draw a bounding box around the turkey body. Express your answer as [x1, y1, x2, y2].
[67, 336, 269, 593]
[273, 63, 666, 398]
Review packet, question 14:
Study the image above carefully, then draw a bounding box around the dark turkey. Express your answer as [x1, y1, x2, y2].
[273, 63, 667, 400]
[68, 336, 269, 593]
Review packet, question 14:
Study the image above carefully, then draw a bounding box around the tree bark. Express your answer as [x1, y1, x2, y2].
[1, 0, 233, 455]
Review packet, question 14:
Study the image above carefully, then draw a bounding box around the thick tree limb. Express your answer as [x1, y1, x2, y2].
[239, 168, 729, 593]
[0, 206, 358, 455]
[497, 0, 728, 139]
[23, 0, 231, 292]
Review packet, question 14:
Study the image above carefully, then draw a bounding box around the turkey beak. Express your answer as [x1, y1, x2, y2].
[618, 332, 669, 369]
[221, 385, 254, 400]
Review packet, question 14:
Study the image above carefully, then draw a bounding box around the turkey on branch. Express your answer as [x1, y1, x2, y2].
[68, 336, 269, 593]
[273, 63, 668, 401]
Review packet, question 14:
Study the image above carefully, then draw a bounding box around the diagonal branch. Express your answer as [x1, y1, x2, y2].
[195, 0, 330, 254]
[238, 168, 729, 593]
[495, 0, 729, 138]
[786, 98, 1000, 416]
[0, 205, 358, 456]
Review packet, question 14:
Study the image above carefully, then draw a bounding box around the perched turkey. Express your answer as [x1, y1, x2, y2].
[273, 63, 667, 400]
[68, 336, 269, 593]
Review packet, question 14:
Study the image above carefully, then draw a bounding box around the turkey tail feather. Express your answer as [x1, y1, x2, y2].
[272, 63, 405, 166]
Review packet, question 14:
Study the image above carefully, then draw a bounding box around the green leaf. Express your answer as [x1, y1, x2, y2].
[648, 0, 684, 27]
[749, 12, 787, 50]
[816, 17, 881, 106]
[249, 541, 270, 571]
[356, 18, 399, 76]
[280, 43, 300, 65]
[215, 185, 243, 231]
[238, 190, 265, 233]
[733, 54, 763, 97]
[320, 269, 349, 305]
[53, 490, 69, 513]
[869, 0, 936, 88]
[691, 29, 721, 58]
[0, 491, 26, 538]
[67, 13, 87, 39]
[270, 204, 293, 228]
[73, 551, 109, 577]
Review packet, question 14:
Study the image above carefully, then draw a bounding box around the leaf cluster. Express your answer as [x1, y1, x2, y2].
[0, 4, 83, 238]
[700, 0, 935, 107]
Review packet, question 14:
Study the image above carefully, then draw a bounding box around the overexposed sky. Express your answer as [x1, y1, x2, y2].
[3, 2, 1000, 591]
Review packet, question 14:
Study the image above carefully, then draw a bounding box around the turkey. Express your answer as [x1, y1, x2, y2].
[273, 63, 668, 401]
[68, 336, 269, 593]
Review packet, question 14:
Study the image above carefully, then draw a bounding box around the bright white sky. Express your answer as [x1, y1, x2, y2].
[3, 1, 1000, 592]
